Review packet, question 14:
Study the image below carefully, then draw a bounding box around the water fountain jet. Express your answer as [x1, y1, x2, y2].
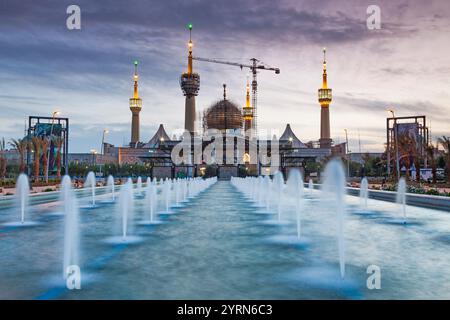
[61, 176, 80, 280]
[139, 178, 161, 225]
[308, 179, 314, 194]
[136, 176, 143, 197]
[273, 172, 284, 221]
[397, 177, 407, 224]
[322, 159, 347, 279]
[360, 177, 369, 209]
[17, 174, 29, 224]
[3, 174, 36, 227]
[287, 169, 304, 239]
[107, 175, 115, 202]
[84, 172, 96, 207]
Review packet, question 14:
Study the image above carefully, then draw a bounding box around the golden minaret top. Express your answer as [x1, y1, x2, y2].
[318, 47, 332, 106]
[322, 48, 328, 89]
[187, 23, 193, 75]
[133, 60, 139, 99]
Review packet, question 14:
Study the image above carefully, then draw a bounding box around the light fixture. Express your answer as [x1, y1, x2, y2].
[387, 108, 395, 118]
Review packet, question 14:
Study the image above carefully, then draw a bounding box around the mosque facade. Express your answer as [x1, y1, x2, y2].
[102, 30, 345, 179]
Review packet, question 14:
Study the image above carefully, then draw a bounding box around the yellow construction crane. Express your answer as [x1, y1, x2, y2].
[192, 56, 280, 134]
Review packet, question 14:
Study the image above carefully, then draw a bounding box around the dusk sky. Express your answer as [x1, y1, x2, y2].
[0, 0, 449, 153]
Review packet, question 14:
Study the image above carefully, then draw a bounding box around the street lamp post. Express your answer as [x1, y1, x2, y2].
[388, 109, 400, 179]
[99, 129, 109, 177]
[45, 110, 60, 183]
[344, 129, 350, 178]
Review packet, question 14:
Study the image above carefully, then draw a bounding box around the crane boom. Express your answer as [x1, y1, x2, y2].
[193, 56, 252, 69]
[192, 56, 279, 73]
[192, 56, 280, 134]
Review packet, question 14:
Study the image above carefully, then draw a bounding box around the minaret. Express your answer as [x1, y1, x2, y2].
[318, 48, 332, 149]
[180, 23, 200, 135]
[130, 60, 142, 146]
[243, 76, 253, 135]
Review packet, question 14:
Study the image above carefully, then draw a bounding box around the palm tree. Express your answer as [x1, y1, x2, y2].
[41, 138, 50, 184]
[425, 144, 437, 184]
[9, 138, 28, 173]
[53, 136, 64, 180]
[384, 142, 397, 180]
[30, 137, 44, 182]
[438, 136, 450, 183]
[0, 137, 6, 181]
[410, 141, 421, 182]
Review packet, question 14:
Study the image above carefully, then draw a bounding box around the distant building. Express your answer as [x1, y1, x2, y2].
[68, 153, 116, 165]
[331, 143, 347, 157]
[349, 152, 383, 164]
[1, 149, 20, 164]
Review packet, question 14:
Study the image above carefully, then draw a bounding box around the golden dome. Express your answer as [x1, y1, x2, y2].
[204, 99, 243, 131]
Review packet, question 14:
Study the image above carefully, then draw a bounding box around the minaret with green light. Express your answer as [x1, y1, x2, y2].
[130, 60, 142, 146]
[318, 48, 332, 149]
[180, 23, 200, 134]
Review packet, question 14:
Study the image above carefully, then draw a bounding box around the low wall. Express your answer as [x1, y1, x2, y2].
[346, 187, 450, 212]
[305, 183, 450, 212]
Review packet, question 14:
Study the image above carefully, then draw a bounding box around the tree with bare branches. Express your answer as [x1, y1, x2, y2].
[438, 136, 450, 183]
[0, 137, 6, 181]
[425, 144, 437, 184]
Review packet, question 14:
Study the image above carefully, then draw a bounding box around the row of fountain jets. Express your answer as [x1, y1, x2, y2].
[11, 172, 217, 281]
[10, 159, 406, 282]
[231, 159, 408, 279]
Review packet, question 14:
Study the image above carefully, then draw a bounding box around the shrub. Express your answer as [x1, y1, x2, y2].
[426, 189, 440, 196]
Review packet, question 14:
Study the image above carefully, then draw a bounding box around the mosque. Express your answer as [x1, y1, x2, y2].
[103, 28, 346, 179]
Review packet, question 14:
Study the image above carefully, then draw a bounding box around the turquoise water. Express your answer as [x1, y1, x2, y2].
[1, 181, 450, 299]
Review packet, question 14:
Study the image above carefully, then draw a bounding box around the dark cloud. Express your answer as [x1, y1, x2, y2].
[0, 0, 448, 152]
[335, 94, 450, 123]
[0, 0, 416, 43]
[379, 67, 413, 75]
[0, 0, 418, 94]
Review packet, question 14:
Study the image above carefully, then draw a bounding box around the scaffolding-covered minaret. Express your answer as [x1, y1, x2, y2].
[318, 48, 332, 149]
[243, 76, 253, 136]
[180, 23, 200, 135]
[130, 60, 142, 146]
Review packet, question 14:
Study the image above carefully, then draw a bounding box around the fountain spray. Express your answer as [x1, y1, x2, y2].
[360, 177, 369, 209]
[322, 159, 347, 279]
[107, 175, 115, 201]
[16, 174, 29, 224]
[397, 177, 407, 224]
[61, 176, 80, 280]
[84, 172, 96, 207]
[288, 169, 304, 239]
